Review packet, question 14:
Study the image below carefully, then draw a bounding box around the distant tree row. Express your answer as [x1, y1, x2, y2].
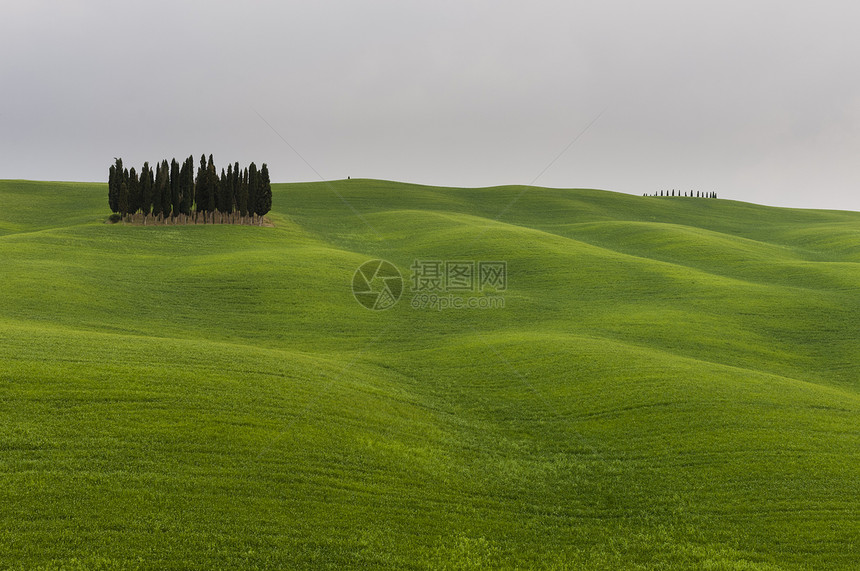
[643, 190, 717, 198]
[108, 155, 272, 225]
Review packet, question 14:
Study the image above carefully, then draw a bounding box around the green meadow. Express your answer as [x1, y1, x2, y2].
[0, 178, 858, 570]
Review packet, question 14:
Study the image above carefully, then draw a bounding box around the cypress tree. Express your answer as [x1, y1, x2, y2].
[148, 162, 157, 217]
[108, 164, 118, 213]
[170, 158, 180, 221]
[230, 164, 237, 214]
[116, 159, 125, 208]
[140, 162, 152, 224]
[187, 155, 196, 219]
[153, 161, 165, 221]
[218, 168, 227, 222]
[206, 155, 217, 222]
[247, 162, 258, 225]
[225, 164, 234, 222]
[118, 170, 129, 220]
[152, 162, 162, 221]
[232, 162, 240, 221]
[237, 167, 249, 222]
[177, 158, 187, 222]
[256, 163, 272, 221]
[159, 160, 171, 219]
[128, 167, 140, 219]
[179, 155, 194, 221]
[195, 154, 207, 221]
[224, 166, 236, 220]
[104, 154, 280, 224]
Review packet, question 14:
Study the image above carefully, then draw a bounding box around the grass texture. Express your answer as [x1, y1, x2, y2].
[0, 178, 858, 569]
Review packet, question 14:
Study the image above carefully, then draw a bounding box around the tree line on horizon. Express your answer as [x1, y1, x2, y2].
[108, 155, 272, 224]
[643, 190, 717, 198]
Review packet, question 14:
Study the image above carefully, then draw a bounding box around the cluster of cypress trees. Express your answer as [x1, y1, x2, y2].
[108, 155, 272, 225]
[643, 190, 717, 198]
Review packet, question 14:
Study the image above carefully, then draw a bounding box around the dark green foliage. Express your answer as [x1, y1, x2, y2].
[153, 161, 167, 220]
[195, 154, 208, 216]
[108, 164, 118, 213]
[248, 162, 258, 222]
[159, 160, 171, 218]
[257, 163, 272, 217]
[646, 189, 717, 199]
[128, 167, 139, 215]
[170, 159, 180, 218]
[227, 165, 236, 215]
[118, 175, 129, 217]
[218, 169, 226, 213]
[206, 155, 217, 217]
[139, 162, 152, 219]
[107, 155, 272, 223]
[224, 164, 232, 213]
[218, 167, 232, 216]
[237, 167, 249, 218]
[179, 155, 194, 216]
[232, 162, 240, 202]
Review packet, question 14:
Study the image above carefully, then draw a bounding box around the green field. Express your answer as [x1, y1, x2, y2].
[1, 178, 858, 569]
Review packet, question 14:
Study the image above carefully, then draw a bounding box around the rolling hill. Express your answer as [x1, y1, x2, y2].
[0, 178, 857, 569]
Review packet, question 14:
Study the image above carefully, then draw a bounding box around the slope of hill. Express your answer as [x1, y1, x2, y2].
[0, 178, 857, 569]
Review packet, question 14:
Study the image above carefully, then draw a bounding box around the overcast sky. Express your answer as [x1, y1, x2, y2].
[2, 0, 859, 210]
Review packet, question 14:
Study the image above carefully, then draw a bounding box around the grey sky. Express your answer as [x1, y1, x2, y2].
[2, 0, 859, 210]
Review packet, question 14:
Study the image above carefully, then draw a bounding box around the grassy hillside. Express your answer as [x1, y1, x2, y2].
[0, 178, 857, 570]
